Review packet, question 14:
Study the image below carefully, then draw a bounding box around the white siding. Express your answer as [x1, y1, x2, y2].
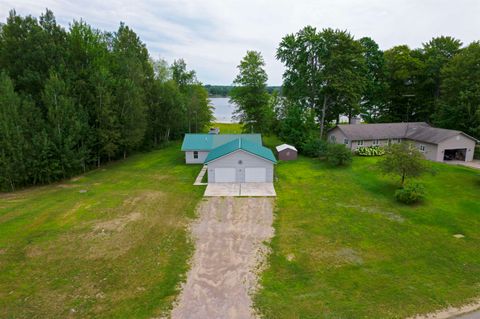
[407, 140, 438, 161]
[327, 128, 351, 149]
[351, 139, 399, 149]
[208, 150, 274, 183]
[185, 151, 209, 164]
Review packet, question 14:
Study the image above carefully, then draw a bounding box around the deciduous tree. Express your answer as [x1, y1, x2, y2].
[229, 51, 271, 133]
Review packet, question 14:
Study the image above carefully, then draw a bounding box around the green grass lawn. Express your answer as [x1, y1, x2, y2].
[0, 143, 204, 318]
[2, 123, 479, 318]
[256, 156, 480, 318]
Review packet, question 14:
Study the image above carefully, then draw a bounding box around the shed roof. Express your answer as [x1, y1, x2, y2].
[205, 138, 277, 164]
[276, 144, 298, 152]
[332, 122, 479, 144]
[181, 134, 262, 151]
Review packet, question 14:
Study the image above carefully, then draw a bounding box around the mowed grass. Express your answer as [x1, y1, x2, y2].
[256, 156, 480, 318]
[211, 122, 281, 150]
[0, 143, 204, 318]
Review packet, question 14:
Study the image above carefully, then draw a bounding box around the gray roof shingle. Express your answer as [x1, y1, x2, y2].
[333, 122, 478, 144]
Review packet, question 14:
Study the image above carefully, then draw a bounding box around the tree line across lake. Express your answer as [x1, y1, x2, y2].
[205, 85, 281, 97]
[0, 10, 213, 191]
[229, 27, 480, 152]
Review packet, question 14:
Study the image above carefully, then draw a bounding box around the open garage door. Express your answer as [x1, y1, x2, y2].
[245, 167, 267, 183]
[444, 148, 466, 161]
[214, 168, 236, 183]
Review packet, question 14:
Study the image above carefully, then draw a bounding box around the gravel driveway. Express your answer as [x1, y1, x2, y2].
[171, 197, 274, 319]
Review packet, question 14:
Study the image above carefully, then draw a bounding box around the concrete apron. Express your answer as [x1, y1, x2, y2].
[204, 183, 276, 197]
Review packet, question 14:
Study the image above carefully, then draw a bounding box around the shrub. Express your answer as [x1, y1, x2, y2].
[394, 182, 425, 204]
[302, 137, 328, 157]
[356, 146, 385, 156]
[474, 145, 480, 160]
[326, 143, 352, 166]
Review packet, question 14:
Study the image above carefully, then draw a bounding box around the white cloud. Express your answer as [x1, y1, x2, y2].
[1, 0, 479, 84]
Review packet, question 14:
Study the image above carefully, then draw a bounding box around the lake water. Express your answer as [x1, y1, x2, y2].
[210, 96, 350, 123]
[210, 97, 236, 123]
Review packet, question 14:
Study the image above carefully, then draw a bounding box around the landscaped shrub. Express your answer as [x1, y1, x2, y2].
[474, 145, 480, 160]
[326, 143, 352, 166]
[302, 137, 328, 157]
[394, 182, 425, 204]
[356, 146, 385, 156]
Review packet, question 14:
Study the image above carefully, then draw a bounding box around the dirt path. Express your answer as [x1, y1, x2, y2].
[171, 197, 274, 319]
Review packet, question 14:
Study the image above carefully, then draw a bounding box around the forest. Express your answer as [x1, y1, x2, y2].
[229, 27, 480, 152]
[0, 10, 213, 191]
[2, 10, 480, 191]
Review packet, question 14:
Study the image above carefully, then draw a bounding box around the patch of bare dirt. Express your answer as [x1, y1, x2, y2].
[25, 245, 44, 258]
[336, 203, 405, 223]
[84, 191, 165, 259]
[57, 184, 75, 189]
[93, 212, 142, 233]
[408, 298, 480, 319]
[171, 197, 274, 319]
[335, 247, 364, 265]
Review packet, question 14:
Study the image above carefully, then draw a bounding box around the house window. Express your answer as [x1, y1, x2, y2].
[193, 151, 199, 159]
[373, 139, 379, 146]
[330, 135, 336, 142]
[419, 145, 426, 152]
[357, 140, 364, 146]
[388, 139, 392, 145]
[344, 138, 349, 145]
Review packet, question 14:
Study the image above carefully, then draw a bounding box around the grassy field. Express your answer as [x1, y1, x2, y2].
[0, 143, 204, 318]
[2, 122, 479, 318]
[255, 155, 480, 318]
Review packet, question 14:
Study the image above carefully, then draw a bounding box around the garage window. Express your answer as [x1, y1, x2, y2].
[193, 151, 198, 159]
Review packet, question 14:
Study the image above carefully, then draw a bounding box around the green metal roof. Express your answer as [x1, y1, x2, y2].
[204, 138, 277, 164]
[181, 134, 262, 151]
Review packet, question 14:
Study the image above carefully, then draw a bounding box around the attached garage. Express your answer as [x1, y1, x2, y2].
[437, 134, 477, 162]
[443, 148, 467, 161]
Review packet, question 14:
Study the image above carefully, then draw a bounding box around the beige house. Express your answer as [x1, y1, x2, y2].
[327, 122, 478, 162]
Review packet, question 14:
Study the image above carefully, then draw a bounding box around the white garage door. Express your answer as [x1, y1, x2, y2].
[214, 168, 236, 183]
[245, 167, 267, 183]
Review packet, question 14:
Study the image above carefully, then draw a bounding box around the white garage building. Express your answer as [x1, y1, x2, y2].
[181, 134, 277, 183]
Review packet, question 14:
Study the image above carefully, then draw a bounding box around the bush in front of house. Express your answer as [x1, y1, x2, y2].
[394, 182, 425, 204]
[356, 146, 385, 156]
[302, 137, 328, 157]
[326, 143, 352, 166]
[474, 145, 480, 160]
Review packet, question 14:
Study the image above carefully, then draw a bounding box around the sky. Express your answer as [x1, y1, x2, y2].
[1, 0, 479, 85]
